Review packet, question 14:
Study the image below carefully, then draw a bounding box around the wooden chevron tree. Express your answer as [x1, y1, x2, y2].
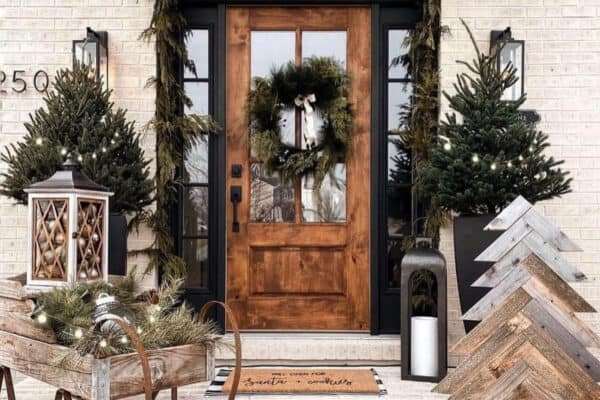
[434, 196, 600, 399]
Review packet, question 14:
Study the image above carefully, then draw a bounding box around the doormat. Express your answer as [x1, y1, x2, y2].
[206, 368, 387, 395]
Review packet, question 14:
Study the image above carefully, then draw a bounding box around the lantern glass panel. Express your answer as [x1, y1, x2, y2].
[76, 198, 105, 281]
[74, 41, 98, 70]
[499, 41, 523, 101]
[32, 199, 69, 281]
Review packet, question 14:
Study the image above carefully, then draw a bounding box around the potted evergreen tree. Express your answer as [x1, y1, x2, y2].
[423, 21, 571, 332]
[1, 64, 153, 275]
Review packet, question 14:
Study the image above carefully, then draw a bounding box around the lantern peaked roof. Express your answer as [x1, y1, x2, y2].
[25, 157, 109, 193]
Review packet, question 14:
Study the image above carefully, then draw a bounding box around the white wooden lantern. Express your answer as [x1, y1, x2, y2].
[25, 158, 112, 289]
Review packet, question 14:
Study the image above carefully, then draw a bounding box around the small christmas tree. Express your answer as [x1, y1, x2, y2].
[424, 21, 571, 215]
[1, 64, 153, 219]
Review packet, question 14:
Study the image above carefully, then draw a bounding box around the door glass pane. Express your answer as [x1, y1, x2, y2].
[251, 163, 295, 222]
[388, 82, 412, 132]
[183, 187, 209, 236]
[185, 29, 209, 79]
[251, 31, 295, 79]
[184, 137, 208, 184]
[184, 82, 209, 115]
[183, 239, 208, 288]
[302, 31, 347, 68]
[388, 29, 410, 79]
[387, 186, 411, 238]
[387, 238, 404, 288]
[302, 164, 346, 223]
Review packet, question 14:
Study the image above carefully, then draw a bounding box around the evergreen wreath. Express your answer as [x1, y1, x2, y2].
[248, 57, 353, 186]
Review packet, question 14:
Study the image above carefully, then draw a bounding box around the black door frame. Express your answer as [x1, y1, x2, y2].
[177, 1, 421, 334]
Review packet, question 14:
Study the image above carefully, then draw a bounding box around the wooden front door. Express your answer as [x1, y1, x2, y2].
[226, 6, 371, 330]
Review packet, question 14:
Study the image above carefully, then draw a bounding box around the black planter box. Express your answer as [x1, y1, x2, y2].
[453, 214, 502, 333]
[108, 213, 128, 276]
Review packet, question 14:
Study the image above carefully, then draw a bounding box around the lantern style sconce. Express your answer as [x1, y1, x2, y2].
[73, 27, 109, 89]
[400, 238, 447, 382]
[490, 27, 525, 101]
[25, 158, 112, 289]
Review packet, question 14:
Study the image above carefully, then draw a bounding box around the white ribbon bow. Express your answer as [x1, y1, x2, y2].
[294, 94, 317, 149]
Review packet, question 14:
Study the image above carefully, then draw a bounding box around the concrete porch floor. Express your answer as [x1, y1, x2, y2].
[1, 367, 449, 400]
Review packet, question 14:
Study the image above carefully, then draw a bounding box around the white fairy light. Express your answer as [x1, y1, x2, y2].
[99, 339, 108, 348]
[507, 161, 513, 168]
[36, 313, 48, 324]
[92, 152, 97, 159]
[120, 336, 128, 344]
[115, 132, 120, 138]
[471, 154, 479, 163]
[443, 142, 451, 151]
[102, 147, 107, 153]
[518, 155, 524, 161]
[77, 155, 83, 162]
[534, 173, 540, 180]
[60, 148, 68, 156]
[74, 328, 83, 339]
[528, 146, 534, 153]
[136, 327, 143, 334]
[111, 139, 116, 145]
[154, 305, 161, 312]
[35, 137, 43, 146]
[490, 163, 497, 171]
[149, 315, 156, 323]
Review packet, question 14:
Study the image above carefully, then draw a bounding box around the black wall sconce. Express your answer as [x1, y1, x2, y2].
[400, 238, 447, 383]
[73, 28, 109, 89]
[490, 27, 525, 101]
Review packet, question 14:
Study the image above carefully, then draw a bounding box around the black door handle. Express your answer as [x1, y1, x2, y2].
[230, 186, 242, 232]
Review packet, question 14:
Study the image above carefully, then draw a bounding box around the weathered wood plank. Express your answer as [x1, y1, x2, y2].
[108, 344, 209, 400]
[475, 218, 533, 262]
[452, 288, 531, 354]
[462, 267, 530, 321]
[0, 296, 35, 314]
[0, 330, 93, 398]
[474, 234, 586, 287]
[0, 275, 27, 300]
[521, 208, 581, 252]
[522, 300, 600, 379]
[484, 196, 532, 231]
[0, 310, 56, 343]
[478, 361, 530, 400]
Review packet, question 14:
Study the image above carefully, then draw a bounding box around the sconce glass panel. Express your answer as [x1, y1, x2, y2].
[499, 41, 524, 101]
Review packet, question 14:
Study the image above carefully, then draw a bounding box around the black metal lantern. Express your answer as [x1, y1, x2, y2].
[490, 27, 525, 101]
[400, 238, 447, 382]
[73, 27, 109, 89]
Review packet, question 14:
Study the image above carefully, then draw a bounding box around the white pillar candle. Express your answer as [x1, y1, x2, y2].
[410, 316, 439, 377]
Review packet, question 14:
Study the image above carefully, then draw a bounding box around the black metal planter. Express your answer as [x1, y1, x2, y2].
[108, 213, 128, 276]
[453, 214, 502, 333]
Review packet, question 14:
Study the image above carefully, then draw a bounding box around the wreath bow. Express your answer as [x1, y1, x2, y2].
[294, 94, 317, 149]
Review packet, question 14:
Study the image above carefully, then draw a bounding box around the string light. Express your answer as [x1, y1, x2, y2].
[443, 142, 451, 151]
[120, 336, 128, 344]
[528, 146, 534, 153]
[149, 315, 156, 323]
[471, 154, 479, 163]
[102, 147, 107, 153]
[74, 328, 83, 339]
[490, 162, 497, 171]
[507, 161, 513, 168]
[99, 339, 108, 348]
[37, 313, 48, 324]
[61, 148, 68, 156]
[114, 133, 119, 138]
[518, 155, 524, 161]
[35, 137, 43, 146]
[136, 327, 143, 334]
[77, 155, 83, 162]
[92, 152, 97, 160]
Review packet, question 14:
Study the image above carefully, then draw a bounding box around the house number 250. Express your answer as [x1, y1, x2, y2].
[0, 70, 50, 94]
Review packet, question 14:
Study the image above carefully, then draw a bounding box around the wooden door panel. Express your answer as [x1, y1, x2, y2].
[226, 6, 370, 331]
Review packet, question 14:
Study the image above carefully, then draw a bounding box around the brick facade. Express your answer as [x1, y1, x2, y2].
[0, 0, 598, 346]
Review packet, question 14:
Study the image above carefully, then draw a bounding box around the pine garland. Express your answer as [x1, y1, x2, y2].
[140, 0, 218, 279]
[397, 0, 449, 246]
[248, 57, 353, 187]
[33, 276, 220, 358]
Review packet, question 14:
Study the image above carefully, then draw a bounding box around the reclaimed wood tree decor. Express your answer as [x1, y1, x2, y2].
[434, 196, 600, 399]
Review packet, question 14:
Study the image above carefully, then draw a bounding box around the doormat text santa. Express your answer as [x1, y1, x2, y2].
[208, 368, 386, 395]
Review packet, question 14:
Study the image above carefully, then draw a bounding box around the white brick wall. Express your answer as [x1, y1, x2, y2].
[440, 0, 600, 344]
[0, 0, 157, 289]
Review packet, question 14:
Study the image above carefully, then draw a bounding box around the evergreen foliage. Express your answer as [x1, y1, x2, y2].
[33, 276, 220, 358]
[140, 0, 218, 279]
[0, 64, 153, 219]
[397, 0, 449, 246]
[423, 20, 571, 216]
[248, 57, 353, 187]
